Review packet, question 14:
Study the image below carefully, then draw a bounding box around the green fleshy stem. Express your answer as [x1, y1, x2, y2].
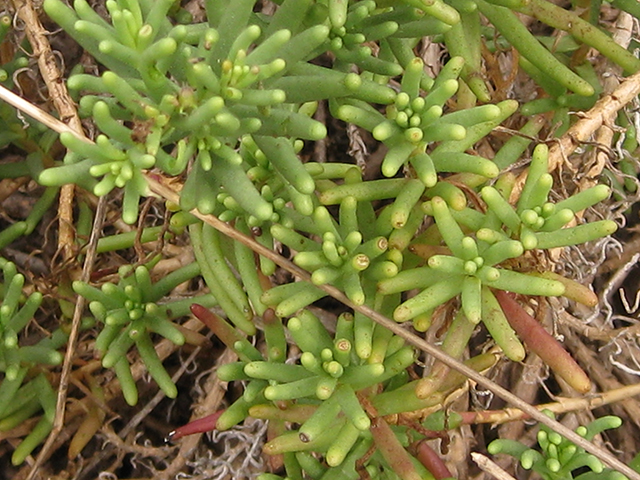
[476, 0, 593, 96]
[525, 175, 555, 217]
[210, 154, 273, 222]
[297, 392, 343, 445]
[481, 186, 522, 233]
[253, 135, 315, 195]
[534, 220, 617, 249]
[431, 151, 499, 177]
[319, 178, 408, 205]
[245, 104, 326, 141]
[1, 267, 24, 317]
[421, 122, 466, 143]
[424, 182, 468, 211]
[517, 0, 640, 74]
[263, 423, 340, 456]
[377, 266, 450, 295]
[485, 269, 565, 296]
[201, 223, 252, 315]
[288, 311, 334, 356]
[482, 240, 524, 266]
[47, 1, 136, 74]
[264, 376, 325, 402]
[244, 361, 313, 383]
[443, 10, 491, 103]
[0, 367, 28, 419]
[520, 147, 553, 217]
[101, 323, 136, 369]
[190, 224, 256, 335]
[274, 286, 327, 318]
[493, 116, 547, 170]
[334, 47, 404, 78]
[72, 280, 122, 311]
[481, 287, 526, 362]
[326, 421, 360, 467]
[333, 100, 389, 132]
[145, 311, 185, 346]
[388, 206, 424, 252]
[16, 345, 63, 366]
[461, 276, 482, 324]
[0, 13, 11, 43]
[332, 384, 370, 431]
[554, 184, 611, 214]
[261, 281, 319, 307]
[434, 100, 518, 155]
[11, 416, 53, 466]
[393, 278, 463, 322]
[216, 396, 256, 432]
[38, 159, 96, 191]
[423, 78, 459, 112]
[112, 353, 137, 406]
[430, 196, 466, 258]
[217, 361, 250, 382]
[400, 56, 425, 99]
[488, 438, 530, 458]
[0, 395, 40, 431]
[244, 29, 291, 66]
[266, 25, 330, 77]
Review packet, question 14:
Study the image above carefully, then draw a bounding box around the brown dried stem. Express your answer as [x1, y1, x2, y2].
[11, 0, 85, 259]
[548, 68, 640, 172]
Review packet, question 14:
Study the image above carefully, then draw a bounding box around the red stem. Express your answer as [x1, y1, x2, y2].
[493, 290, 591, 393]
[190, 303, 241, 349]
[165, 409, 225, 442]
[415, 440, 453, 480]
[370, 416, 423, 480]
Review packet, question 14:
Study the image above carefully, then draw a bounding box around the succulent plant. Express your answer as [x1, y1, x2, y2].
[73, 262, 216, 405]
[489, 411, 628, 480]
[0, 259, 64, 465]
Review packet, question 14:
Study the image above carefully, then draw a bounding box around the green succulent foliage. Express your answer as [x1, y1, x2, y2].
[72, 263, 216, 406]
[194, 304, 449, 479]
[40, 0, 331, 224]
[489, 411, 628, 480]
[0, 259, 65, 466]
[332, 54, 515, 181]
[3, 0, 633, 474]
[377, 143, 617, 359]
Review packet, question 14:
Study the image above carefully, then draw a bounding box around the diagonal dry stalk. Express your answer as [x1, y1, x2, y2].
[472, 452, 518, 480]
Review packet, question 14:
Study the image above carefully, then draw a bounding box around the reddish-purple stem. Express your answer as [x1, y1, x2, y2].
[190, 303, 241, 349]
[166, 409, 225, 442]
[370, 416, 423, 480]
[494, 290, 591, 393]
[415, 440, 453, 480]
